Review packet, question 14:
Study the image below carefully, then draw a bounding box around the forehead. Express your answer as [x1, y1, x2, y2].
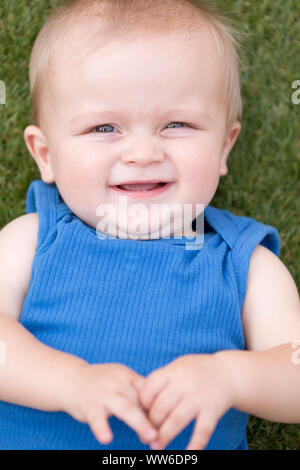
[47, 24, 224, 122]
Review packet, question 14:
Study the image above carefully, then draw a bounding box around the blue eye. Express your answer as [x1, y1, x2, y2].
[92, 124, 116, 133]
[166, 122, 188, 129]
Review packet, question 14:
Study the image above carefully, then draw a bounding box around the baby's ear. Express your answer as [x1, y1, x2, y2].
[24, 125, 55, 183]
[219, 121, 241, 176]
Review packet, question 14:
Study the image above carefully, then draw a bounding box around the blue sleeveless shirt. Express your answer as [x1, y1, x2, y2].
[0, 180, 280, 450]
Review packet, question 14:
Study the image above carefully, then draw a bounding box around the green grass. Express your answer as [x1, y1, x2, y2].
[0, 0, 300, 450]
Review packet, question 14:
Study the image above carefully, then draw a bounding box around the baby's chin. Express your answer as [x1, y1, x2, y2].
[95, 218, 197, 241]
[75, 202, 200, 240]
[96, 224, 169, 241]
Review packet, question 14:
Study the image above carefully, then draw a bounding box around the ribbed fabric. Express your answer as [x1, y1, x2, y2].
[0, 180, 280, 450]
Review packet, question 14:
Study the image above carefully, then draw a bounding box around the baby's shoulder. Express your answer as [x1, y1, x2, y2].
[0, 213, 38, 321]
[0, 212, 38, 233]
[0, 212, 38, 254]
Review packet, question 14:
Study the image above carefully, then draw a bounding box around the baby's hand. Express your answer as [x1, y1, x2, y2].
[138, 354, 238, 450]
[63, 363, 158, 446]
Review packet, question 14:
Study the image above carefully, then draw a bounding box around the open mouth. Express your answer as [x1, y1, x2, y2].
[117, 182, 167, 192]
[110, 182, 173, 198]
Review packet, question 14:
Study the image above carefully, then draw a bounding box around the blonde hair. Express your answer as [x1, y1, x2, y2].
[29, 0, 243, 132]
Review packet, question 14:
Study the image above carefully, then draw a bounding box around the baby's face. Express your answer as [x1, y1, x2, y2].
[25, 25, 241, 239]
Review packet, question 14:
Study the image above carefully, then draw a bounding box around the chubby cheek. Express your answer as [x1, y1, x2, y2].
[183, 154, 221, 206]
[51, 146, 106, 216]
[55, 140, 104, 183]
[54, 156, 85, 198]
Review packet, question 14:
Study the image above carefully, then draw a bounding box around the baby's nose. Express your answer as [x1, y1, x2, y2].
[121, 138, 165, 166]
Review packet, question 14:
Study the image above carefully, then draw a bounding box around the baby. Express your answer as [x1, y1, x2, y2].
[0, 0, 300, 451]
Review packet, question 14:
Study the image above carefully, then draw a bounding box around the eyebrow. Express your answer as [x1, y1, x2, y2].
[67, 108, 212, 126]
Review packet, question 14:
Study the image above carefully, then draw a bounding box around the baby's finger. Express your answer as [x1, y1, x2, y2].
[151, 399, 195, 450]
[185, 410, 218, 450]
[88, 408, 114, 445]
[132, 374, 145, 392]
[139, 370, 170, 411]
[148, 384, 182, 427]
[121, 380, 143, 406]
[108, 394, 158, 443]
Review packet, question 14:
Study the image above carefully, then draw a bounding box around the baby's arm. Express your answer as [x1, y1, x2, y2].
[215, 244, 300, 421]
[0, 214, 157, 445]
[0, 213, 86, 410]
